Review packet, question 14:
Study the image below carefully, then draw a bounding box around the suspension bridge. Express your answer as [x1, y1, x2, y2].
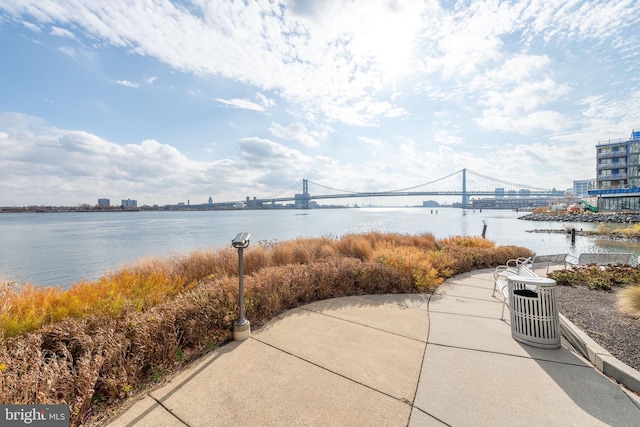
[235, 169, 562, 209]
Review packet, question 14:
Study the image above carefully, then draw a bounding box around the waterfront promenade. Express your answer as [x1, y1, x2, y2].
[107, 268, 640, 426]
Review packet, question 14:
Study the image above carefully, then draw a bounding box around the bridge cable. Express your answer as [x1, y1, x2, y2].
[308, 169, 464, 194]
[262, 180, 303, 199]
[465, 169, 551, 191]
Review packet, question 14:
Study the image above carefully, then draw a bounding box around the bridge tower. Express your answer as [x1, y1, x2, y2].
[302, 179, 310, 209]
[461, 168, 469, 208]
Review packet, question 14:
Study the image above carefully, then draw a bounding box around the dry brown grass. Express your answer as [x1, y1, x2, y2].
[618, 285, 640, 318]
[0, 233, 533, 426]
[438, 235, 495, 248]
[334, 234, 375, 260]
[532, 206, 551, 213]
[370, 243, 443, 291]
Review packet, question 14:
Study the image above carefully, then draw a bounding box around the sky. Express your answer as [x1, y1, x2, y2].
[0, 0, 639, 207]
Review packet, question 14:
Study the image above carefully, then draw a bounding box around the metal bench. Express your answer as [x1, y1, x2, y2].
[567, 253, 634, 267]
[530, 253, 570, 273]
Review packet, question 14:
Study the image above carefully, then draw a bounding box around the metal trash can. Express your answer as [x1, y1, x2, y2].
[507, 275, 560, 349]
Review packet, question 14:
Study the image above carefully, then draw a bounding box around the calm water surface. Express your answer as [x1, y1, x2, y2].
[0, 208, 636, 288]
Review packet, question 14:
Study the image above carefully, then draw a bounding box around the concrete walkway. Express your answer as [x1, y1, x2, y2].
[108, 269, 640, 426]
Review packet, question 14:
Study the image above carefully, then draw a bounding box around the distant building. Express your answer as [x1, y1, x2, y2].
[98, 198, 110, 207]
[208, 196, 213, 205]
[245, 196, 261, 208]
[573, 179, 594, 198]
[121, 199, 137, 208]
[470, 197, 558, 210]
[589, 128, 640, 211]
[422, 200, 440, 207]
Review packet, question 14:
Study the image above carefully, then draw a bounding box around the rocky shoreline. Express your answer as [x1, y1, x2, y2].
[527, 229, 640, 242]
[524, 224, 640, 242]
[518, 212, 640, 223]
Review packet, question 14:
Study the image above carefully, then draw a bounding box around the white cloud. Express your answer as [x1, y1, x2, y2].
[0, 1, 639, 205]
[269, 122, 320, 147]
[57, 46, 75, 57]
[574, 92, 640, 142]
[358, 136, 382, 148]
[0, 114, 243, 205]
[477, 109, 567, 134]
[0, 0, 420, 125]
[357, 136, 382, 156]
[433, 129, 464, 146]
[237, 137, 307, 164]
[50, 26, 75, 39]
[3, 0, 637, 132]
[235, 137, 317, 187]
[521, 0, 639, 44]
[216, 98, 268, 112]
[470, 55, 553, 89]
[0, 109, 621, 207]
[0, 113, 353, 205]
[115, 79, 139, 88]
[474, 75, 571, 133]
[21, 20, 40, 32]
[256, 92, 276, 108]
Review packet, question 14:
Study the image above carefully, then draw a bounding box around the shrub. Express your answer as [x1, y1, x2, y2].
[244, 257, 413, 323]
[549, 266, 612, 290]
[549, 264, 640, 291]
[0, 263, 193, 338]
[0, 234, 534, 339]
[370, 244, 443, 291]
[436, 241, 533, 274]
[243, 245, 272, 273]
[0, 232, 535, 426]
[0, 257, 413, 425]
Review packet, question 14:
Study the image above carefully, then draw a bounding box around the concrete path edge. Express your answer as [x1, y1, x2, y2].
[560, 313, 640, 393]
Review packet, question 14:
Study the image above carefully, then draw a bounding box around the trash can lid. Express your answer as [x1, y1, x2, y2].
[507, 275, 556, 285]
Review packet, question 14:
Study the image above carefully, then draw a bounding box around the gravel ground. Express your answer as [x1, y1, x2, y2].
[556, 285, 640, 373]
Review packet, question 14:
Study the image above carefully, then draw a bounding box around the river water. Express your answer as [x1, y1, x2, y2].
[1, 208, 638, 288]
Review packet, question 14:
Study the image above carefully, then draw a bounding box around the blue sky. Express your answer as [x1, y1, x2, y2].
[0, 0, 639, 207]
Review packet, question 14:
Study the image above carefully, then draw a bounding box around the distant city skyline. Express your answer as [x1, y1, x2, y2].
[1, 1, 638, 206]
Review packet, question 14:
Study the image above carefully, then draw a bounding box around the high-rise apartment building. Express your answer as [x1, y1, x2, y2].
[589, 129, 640, 211]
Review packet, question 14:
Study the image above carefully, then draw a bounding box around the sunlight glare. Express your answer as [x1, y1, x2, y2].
[350, 7, 418, 86]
